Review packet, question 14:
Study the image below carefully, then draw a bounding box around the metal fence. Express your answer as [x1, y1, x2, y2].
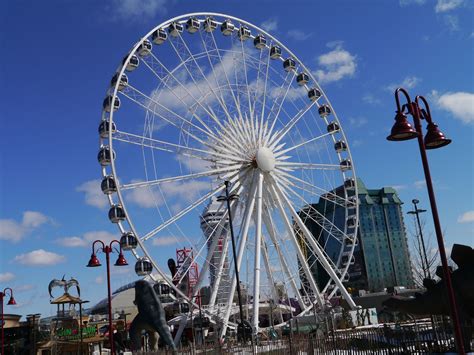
[137, 320, 473, 354]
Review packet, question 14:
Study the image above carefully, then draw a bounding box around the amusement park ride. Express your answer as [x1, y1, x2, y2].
[97, 12, 360, 346]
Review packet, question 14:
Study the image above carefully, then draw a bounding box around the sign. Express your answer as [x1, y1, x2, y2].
[56, 326, 96, 340]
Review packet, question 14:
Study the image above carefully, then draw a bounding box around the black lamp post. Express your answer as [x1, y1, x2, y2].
[407, 199, 431, 279]
[217, 181, 249, 343]
[86, 239, 128, 355]
[387, 87, 464, 354]
[0, 288, 16, 355]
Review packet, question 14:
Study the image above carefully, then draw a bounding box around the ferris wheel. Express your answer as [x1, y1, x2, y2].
[97, 13, 359, 338]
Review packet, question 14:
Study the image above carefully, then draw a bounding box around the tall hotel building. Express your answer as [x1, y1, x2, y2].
[200, 196, 232, 303]
[300, 179, 414, 292]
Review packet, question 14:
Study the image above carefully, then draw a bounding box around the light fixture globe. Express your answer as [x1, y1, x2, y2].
[87, 254, 101, 267]
[387, 112, 418, 141]
[424, 122, 452, 149]
[115, 253, 128, 266]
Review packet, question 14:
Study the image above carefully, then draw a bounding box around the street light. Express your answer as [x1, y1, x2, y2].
[407, 199, 430, 279]
[86, 239, 128, 355]
[1, 287, 16, 355]
[217, 181, 251, 343]
[387, 87, 464, 354]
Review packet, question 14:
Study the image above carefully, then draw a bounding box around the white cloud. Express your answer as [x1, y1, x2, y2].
[287, 29, 313, 41]
[13, 249, 66, 266]
[0, 211, 49, 242]
[313, 44, 357, 84]
[15, 284, 35, 292]
[0, 272, 15, 282]
[435, 0, 463, 12]
[109, 0, 167, 22]
[431, 90, 474, 124]
[414, 180, 426, 189]
[152, 235, 188, 246]
[386, 76, 421, 92]
[362, 94, 381, 105]
[260, 18, 278, 32]
[457, 211, 474, 223]
[56, 231, 117, 248]
[443, 14, 460, 31]
[349, 117, 369, 127]
[76, 180, 108, 209]
[399, 0, 426, 5]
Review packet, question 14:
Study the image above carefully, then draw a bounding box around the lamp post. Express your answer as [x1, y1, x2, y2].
[217, 181, 249, 343]
[86, 239, 128, 355]
[387, 87, 464, 354]
[1, 287, 16, 355]
[407, 199, 431, 279]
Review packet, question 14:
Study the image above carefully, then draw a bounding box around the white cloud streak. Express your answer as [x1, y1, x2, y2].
[76, 180, 108, 209]
[457, 211, 474, 223]
[287, 29, 313, 41]
[109, 0, 167, 22]
[13, 249, 66, 266]
[152, 235, 188, 246]
[386, 76, 421, 92]
[399, 0, 426, 5]
[313, 44, 357, 84]
[0, 272, 15, 282]
[56, 231, 117, 248]
[0, 211, 50, 242]
[435, 0, 463, 12]
[431, 90, 474, 124]
[260, 18, 278, 32]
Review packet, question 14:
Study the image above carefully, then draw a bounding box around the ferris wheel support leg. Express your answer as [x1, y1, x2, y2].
[262, 210, 305, 315]
[269, 182, 326, 309]
[252, 172, 264, 337]
[275, 182, 357, 310]
[219, 174, 258, 340]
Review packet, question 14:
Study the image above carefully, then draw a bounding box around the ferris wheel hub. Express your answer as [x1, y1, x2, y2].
[255, 146, 276, 172]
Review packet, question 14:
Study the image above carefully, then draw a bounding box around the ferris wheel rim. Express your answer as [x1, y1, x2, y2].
[100, 12, 359, 333]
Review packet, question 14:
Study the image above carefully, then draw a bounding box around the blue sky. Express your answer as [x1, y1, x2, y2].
[1, 0, 473, 318]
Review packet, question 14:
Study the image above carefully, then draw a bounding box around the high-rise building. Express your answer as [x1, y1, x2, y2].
[299, 178, 414, 293]
[200, 196, 232, 304]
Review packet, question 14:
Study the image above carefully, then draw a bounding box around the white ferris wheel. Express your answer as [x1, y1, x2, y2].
[98, 13, 359, 338]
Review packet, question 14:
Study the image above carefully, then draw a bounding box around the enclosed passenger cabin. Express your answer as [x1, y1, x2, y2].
[203, 17, 217, 32]
[120, 232, 137, 251]
[123, 54, 139, 72]
[152, 28, 167, 44]
[340, 159, 352, 171]
[270, 46, 281, 59]
[296, 72, 309, 86]
[168, 22, 184, 37]
[186, 17, 200, 33]
[238, 26, 251, 41]
[342, 273, 350, 282]
[341, 254, 355, 266]
[101, 175, 117, 194]
[109, 204, 126, 223]
[137, 39, 152, 57]
[254, 34, 266, 49]
[318, 104, 331, 118]
[283, 58, 296, 72]
[102, 96, 121, 113]
[344, 178, 356, 189]
[98, 120, 116, 139]
[98, 146, 115, 166]
[327, 121, 340, 134]
[153, 282, 170, 296]
[308, 88, 321, 101]
[135, 257, 153, 276]
[334, 140, 347, 153]
[221, 19, 235, 35]
[110, 73, 128, 92]
[346, 216, 357, 228]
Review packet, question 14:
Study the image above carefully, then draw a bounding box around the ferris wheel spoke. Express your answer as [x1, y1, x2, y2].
[264, 70, 297, 146]
[273, 169, 351, 210]
[252, 171, 264, 334]
[273, 181, 356, 309]
[142, 172, 239, 242]
[120, 85, 219, 145]
[267, 182, 325, 308]
[141, 53, 221, 136]
[120, 166, 241, 191]
[113, 129, 243, 164]
[274, 132, 332, 157]
[262, 208, 305, 310]
[220, 171, 258, 339]
[275, 161, 343, 171]
[258, 44, 272, 145]
[268, 100, 318, 150]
